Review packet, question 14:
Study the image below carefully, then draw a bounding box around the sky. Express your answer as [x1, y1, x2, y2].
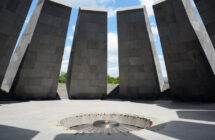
[15, 0, 199, 78]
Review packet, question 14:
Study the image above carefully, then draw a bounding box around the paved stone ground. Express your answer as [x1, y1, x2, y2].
[0, 99, 215, 139]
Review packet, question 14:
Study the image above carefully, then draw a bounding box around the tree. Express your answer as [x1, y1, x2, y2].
[108, 75, 119, 84]
[59, 73, 119, 84]
[59, 73, 67, 83]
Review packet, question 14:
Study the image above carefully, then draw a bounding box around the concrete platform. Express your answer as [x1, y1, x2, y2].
[0, 99, 215, 140]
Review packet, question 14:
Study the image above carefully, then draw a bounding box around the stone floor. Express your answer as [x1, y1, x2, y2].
[0, 84, 214, 139]
[1, 99, 215, 140]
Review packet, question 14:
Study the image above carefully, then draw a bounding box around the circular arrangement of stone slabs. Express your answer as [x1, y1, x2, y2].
[60, 113, 153, 134]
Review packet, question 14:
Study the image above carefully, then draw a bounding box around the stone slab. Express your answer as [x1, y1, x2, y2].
[194, 0, 215, 48]
[153, 0, 215, 101]
[11, 0, 71, 100]
[50, 0, 72, 8]
[117, 6, 164, 99]
[66, 8, 107, 99]
[1, 0, 45, 93]
[0, 0, 32, 87]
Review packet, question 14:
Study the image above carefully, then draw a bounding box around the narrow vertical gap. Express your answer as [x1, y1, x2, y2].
[57, 8, 79, 99]
[107, 11, 118, 78]
[107, 6, 119, 96]
[12, 0, 39, 54]
[147, 15, 169, 85]
[60, 8, 79, 74]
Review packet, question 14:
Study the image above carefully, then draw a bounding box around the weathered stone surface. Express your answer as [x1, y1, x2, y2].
[153, 0, 215, 101]
[117, 6, 164, 99]
[66, 7, 107, 99]
[12, 0, 71, 100]
[1, 0, 45, 93]
[194, 0, 215, 48]
[0, 0, 32, 87]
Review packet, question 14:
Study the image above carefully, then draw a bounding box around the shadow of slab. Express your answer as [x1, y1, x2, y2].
[0, 125, 39, 140]
[54, 133, 145, 140]
[131, 100, 215, 111]
[106, 84, 120, 99]
[0, 89, 13, 101]
[156, 101, 215, 110]
[149, 121, 215, 140]
[177, 111, 215, 122]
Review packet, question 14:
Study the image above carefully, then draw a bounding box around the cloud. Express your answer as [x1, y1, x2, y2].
[108, 67, 119, 77]
[61, 46, 71, 72]
[72, 25, 75, 31]
[158, 55, 163, 60]
[61, 59, 69, 72]
[65, 46, 71, 53]
[56, 0, 114, 8]
[151, 26, 158, 35]
[108, 55, 118, 63]
[151, 21, 156, 26]
[107, 33, 118, 76]
[98, 0, 116, 5]
[107, 7, 116, 18]
[97, 0, 116, 6]
[56, 0, 116, 18]
[158, 55, 167, 77]
[108, 33, 118, 52]
[139, 0, 159, 17]
[56, 0, 98, 8]
[68, 35, 73, 41]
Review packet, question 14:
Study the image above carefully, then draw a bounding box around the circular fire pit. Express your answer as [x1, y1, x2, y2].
[60, 113, 152, 134]
[93, 120, 120, 128]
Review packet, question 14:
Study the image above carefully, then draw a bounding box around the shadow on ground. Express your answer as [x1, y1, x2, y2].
[126, 99, 215, 111]
[106, 84, 120, 99]
[177, 111, 215, 122]
[0, 89, 14, 101]
[0, 125, 39, 140]
[148, 121, 215, 139]
[1, 121, 215, 140]
[54, 133, 145, 140]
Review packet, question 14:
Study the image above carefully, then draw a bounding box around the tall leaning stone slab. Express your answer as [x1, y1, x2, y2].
[194, 0, 215, 48]
[67, 7, 107, 99]
[117, 6, 164, 99]
[1, 0, 45, 93]
[12, 0, 71, 100]
[0, 0, 32, 87]
[153, 0, 215, 101]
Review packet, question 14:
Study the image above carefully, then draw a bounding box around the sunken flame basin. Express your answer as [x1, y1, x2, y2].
[93, 120, 120, 128]
[60, 113, 152, 134]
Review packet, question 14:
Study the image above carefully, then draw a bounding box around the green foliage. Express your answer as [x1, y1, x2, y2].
[59, 73, 119, 84]
[59, 73, 67, 83]
[108, 75, 119, 84]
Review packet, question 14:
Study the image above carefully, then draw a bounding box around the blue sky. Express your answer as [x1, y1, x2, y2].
[16, 0, 198, 78]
